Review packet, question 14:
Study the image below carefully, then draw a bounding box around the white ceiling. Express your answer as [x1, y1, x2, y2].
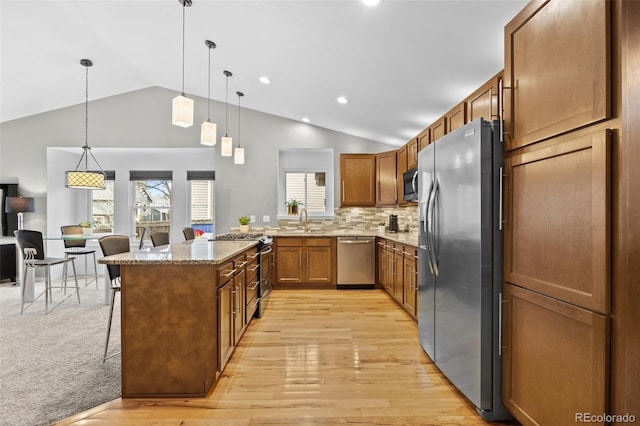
[0, 0, 527, 147]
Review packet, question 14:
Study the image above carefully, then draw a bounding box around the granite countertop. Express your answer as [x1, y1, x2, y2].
[98, 239, 258, 265]
[265, 230, 419, 247]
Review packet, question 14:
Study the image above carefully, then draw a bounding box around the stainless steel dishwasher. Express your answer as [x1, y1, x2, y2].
[337, 237, 375, 289]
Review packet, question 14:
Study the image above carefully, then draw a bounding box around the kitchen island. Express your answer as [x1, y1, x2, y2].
[99, 238, 259, 398]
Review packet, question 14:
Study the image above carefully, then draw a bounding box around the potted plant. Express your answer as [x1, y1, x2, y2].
[79, 220, 98, 236]
[286, 199, 303, 216]
[377, 221, 386, 233]
[238, 216, 251, 233]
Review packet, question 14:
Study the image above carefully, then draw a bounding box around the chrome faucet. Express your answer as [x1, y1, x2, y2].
[299, 208, 310, 231]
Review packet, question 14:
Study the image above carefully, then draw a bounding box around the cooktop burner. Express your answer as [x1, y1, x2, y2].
[213, 233, 265, 241]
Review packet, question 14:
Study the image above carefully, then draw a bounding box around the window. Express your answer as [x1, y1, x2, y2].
[91, 171, 115, 232]
[285, 172, 326, 213]
[131, 171, 173, 240]
[188, 171, 215, 238]
[278, 149, 334, 217]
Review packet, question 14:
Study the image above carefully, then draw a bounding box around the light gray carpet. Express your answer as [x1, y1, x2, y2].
[0, 279, 121, 426]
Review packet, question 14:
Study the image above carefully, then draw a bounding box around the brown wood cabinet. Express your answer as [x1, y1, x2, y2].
[396, 146, 408, 206]
[445, 101, 466, 133]
[501, 0, 624, 423]
[402, 246, 418, 319]
[218, 272, 234, 371]
[466, 72, 501, 123]
[503, 0, 610, 151]
[407, 137, 419, 169]
[275, 237, 336, 286]
[376, 151, 397, 206]
[505, 128, 611, 314]
[430, 117, 446, 143]
[340, 154, 375, 207]
[502, 283, 608, 426]
[418, 127, 430, 152]
[376, 238, 418, 321]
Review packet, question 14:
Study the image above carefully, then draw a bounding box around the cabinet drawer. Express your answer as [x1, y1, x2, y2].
[277, 238, 303, 247]
[246, 275, 259, 304]
[305, 238, 332, 247]
[217, 261, 236, 286]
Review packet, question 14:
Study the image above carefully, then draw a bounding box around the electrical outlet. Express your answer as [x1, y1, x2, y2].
[263, 215, 270, 223]
[250, 215, 256, 223]
[346, 215, 351, 222]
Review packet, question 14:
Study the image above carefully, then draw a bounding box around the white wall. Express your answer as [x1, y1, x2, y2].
[1, 86, 391, 236]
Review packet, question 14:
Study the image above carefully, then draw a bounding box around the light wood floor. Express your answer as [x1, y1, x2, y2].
[57, 289, 510, 425]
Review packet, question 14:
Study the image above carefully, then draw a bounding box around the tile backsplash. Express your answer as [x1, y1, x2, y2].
[265, 206, 418, 233]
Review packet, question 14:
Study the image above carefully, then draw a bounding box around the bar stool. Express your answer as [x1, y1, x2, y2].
[182, 227, 195, 241]
[98, 235, 130, 362]
[15, 230, 80, 314]
[61, 225, 98, 289]
[150, 231, 169, 247]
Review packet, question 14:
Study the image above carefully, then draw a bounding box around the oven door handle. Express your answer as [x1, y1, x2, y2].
[260, 246, 273, 255]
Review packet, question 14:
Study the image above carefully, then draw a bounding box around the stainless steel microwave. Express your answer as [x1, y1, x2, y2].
[402, 167, 418, 201]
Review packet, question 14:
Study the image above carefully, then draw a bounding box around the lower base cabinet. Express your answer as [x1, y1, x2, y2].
[275, 237, 335, 286]
[376, 238, 418, 321]
[502, 283, 608, 425]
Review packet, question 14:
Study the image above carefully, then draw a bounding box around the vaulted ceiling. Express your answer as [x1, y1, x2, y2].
[1, 0, 527, 146]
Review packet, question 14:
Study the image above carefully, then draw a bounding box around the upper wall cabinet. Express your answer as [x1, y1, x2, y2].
[430, 117, 447, 144]
[340, 154, 375, 207]
[407, 138, 419, 169]
[504, 0, 610, 151]
[444, 102, 467, 134]
[418, 128, 430, 153]
[376, 151, 397, 206]
[466, 72, 501, 123]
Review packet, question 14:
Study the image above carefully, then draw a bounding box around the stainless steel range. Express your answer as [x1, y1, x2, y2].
[212, 233, 273, 318]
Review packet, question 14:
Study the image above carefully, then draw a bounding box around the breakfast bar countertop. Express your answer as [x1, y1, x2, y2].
[98, 239, 258, 265]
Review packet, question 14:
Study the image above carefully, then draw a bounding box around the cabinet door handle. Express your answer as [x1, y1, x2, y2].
[237, 261, 248, 268]
[498, 78, 504, 143]
[223, 269, 237, 278]
[249, 264, 259, 272]
[248, 280, 259, 291]
[498, 292, 504, 356]
[342, 181, 345, 202]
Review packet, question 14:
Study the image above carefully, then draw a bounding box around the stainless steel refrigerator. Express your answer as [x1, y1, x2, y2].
[418, 118, 510, 421]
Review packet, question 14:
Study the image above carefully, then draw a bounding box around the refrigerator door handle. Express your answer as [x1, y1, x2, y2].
[427, 179, 439, 276]
[499, 166, 504, 231]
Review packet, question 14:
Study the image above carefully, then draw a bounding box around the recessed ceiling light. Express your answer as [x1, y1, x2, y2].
[362, 0, 381, 6]
[259, 76, 270, 84]
[302, 117, 311, 123]
[337, 96, 348, 104]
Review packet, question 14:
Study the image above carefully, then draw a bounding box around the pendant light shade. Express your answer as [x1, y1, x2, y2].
[65, 59, 106, 190]
[201, 39, 217, 145]
[172, 0, 193, 128]
[221, 70, 233, 156]
[172, 95, 194, 128]
[234, 91, 245, 165]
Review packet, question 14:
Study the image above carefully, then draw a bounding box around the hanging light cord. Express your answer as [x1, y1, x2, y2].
[225, 74, 229, 136]
[237, 94, 241, 147]
[73, 62, 104, 172]
[181, 1, 186, 96]
[207, 45, 211, 121]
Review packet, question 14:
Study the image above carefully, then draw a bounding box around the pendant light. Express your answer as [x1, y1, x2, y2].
[65, 59, 106, 190]
[234, 91, 245, 165]
[220, 70, 233, 156]
[200, 40, 217, 146]
[172, 0, 193, 128]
